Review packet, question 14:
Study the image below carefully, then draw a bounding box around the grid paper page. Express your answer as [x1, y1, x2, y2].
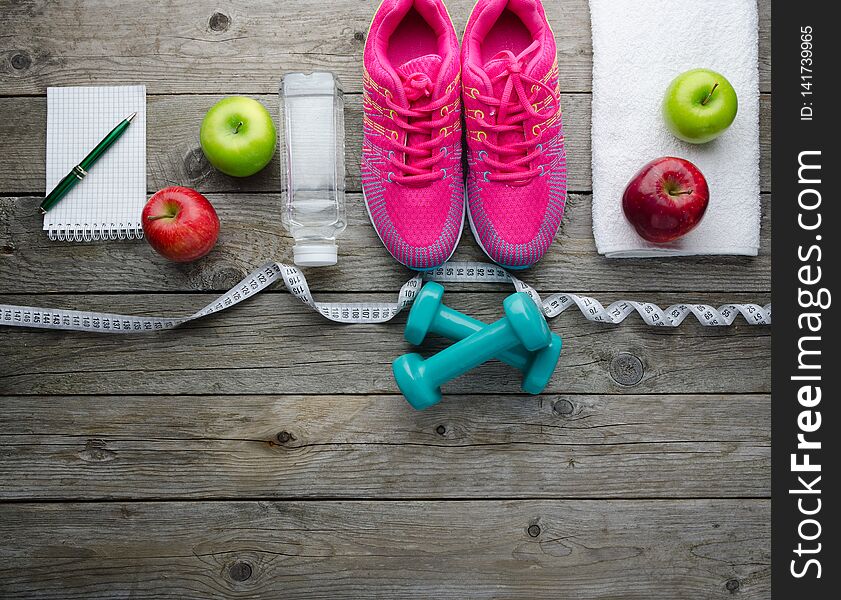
[45, 85, 146, 241]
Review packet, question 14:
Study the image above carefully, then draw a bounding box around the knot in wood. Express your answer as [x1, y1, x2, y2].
[11, 52, 31, 70]
[609, 352, 644, 386]
[552, 398, 574, 416]
[209, 12, 231, 32]
[725, 578, 740, 593]
[276, 431, 295, 444]
[527, 524, 541, 538]
[229, 561, 252, 581]
[435, 425, 446, 436]
[183, 147, 211, 181]
[353, 31, 366, 42]
[78, 440, 117, 463]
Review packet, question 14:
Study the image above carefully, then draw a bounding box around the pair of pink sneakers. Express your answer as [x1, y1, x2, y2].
[362, 0, 567, 271]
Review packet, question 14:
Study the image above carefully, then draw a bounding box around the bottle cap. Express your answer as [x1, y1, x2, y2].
[293, 243, 338, 267]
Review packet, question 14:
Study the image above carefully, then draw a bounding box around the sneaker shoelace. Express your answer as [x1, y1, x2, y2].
[385, 72, 453, 186]
[473, 41, 559, 185]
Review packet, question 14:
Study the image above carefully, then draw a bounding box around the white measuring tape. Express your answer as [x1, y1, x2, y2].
[0, 260, 771, 333]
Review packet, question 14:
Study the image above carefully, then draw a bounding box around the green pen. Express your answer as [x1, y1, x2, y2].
[39, 112, 137, 214]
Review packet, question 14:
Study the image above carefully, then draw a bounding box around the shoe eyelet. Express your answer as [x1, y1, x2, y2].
[388, 150, 395, 160]
[532, 124, 541, 137]
[483, 171, 491, 182]
[478, 150, 488, 162]
[538, 165, 546, 177]
[387, 172, 394, 183]
[439, 127, 448, 137]
[535, 143, 543, 152]
[390, 130, 399, 140]
[470, 87, 479, 99]
[440, 147, 448, 156]
[474, 109, 484, 120]
[441, 168, 447, 178]
[477, 131, 487, 142]
[440, 106, 449, 117]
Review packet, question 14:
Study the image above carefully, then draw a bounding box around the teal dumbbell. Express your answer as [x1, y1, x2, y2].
[404, 282, 561, 395]
[393, 290, 552, 410]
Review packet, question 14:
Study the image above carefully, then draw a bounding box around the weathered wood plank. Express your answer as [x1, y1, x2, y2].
[0, 0, 772, 96]
[0, 192, 771, 293]
[0, 4, 773, 597]
[0, 394, 770, 445]
[0, 93, 772, 195]
[0, 291, 770, 396]
[0, 499, 770, 599]
[0, 394, 770, 500]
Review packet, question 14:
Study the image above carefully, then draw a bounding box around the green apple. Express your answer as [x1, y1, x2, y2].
[200, 96, 276, 177]
[662, 69, 738, 144]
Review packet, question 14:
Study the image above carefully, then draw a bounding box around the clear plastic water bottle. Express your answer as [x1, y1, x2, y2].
[280, 72, 346, 267]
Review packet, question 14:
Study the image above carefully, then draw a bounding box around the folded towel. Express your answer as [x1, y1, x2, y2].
[589, 0, 761, 258]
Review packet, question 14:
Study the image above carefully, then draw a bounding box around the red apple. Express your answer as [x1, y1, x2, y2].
[622, 157, 709, 243]
[142, 186, 220, 262]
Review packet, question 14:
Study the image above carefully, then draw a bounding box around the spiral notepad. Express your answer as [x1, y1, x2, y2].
[44, 85, 146, 241]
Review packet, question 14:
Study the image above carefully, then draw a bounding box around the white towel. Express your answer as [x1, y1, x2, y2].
[589, 0, 760, 258]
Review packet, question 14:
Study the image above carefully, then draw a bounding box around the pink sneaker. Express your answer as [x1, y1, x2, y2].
[361, 0, 464, 270]
[462, 0, 567, 269]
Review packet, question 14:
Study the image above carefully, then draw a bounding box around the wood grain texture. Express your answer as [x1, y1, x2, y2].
[0, 394, 770, 500]
[0, 0, 772, 595]
[0, 0, 771, 96]
[0, 499, 770, 599]
[0, 193, 771, 293]
[0, 93, 772, 195]
[0, 290, 770, 396]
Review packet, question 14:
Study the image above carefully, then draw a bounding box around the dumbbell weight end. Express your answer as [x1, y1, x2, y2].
[393, 352, 441, 410]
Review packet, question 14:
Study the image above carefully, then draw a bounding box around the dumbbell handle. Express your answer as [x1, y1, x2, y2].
[421, 318, 524, 387]
[431, 306, 531, 372]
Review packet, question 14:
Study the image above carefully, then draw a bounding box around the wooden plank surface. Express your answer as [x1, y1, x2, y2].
[0, 0, 772, 596]
[0, 291, 770, 396]
[0, 93, 772, 196]
[0, 192, 772, 294]
[0, 394, 770, 500]
[0, 500, 770, 599]
[0, 0, 771, 96]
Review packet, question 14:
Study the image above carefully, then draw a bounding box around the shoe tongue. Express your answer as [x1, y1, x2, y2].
[396, 54, 443, 102]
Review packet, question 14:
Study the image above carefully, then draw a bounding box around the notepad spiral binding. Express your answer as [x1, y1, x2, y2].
[46, 223, 144, 242]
